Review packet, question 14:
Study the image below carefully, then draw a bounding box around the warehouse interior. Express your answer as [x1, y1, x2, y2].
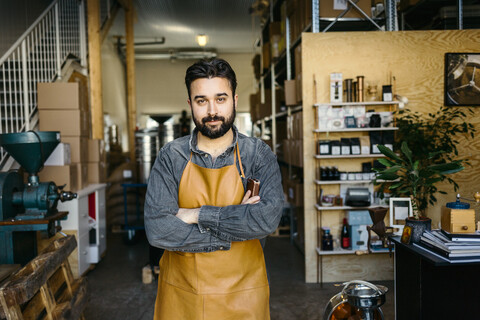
[1, 0, 480, 319]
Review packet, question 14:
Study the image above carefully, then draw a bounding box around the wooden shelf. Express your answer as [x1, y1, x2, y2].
[314, 101, 401, 107]
[314, 154, 386, 159]
[313, 127, 398, 133]
[315, 204, 388, 211]
[316, 247, 391, 256]
[314, 179, 395, 185]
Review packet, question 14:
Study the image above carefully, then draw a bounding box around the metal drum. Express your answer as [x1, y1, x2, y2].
[323, 280, 388, 320]
[135, 129, 159, 183]
[158, 122, 181, 148]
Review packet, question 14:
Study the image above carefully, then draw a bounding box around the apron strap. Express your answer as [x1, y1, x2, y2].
[235, 143, 245, 178]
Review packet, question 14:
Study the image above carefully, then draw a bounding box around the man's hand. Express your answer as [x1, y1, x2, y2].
[176, 208, 200, 224]
[241, 190, 260, 205]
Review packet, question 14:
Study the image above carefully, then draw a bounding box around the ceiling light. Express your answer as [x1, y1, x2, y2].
[196, 34, 208, 47]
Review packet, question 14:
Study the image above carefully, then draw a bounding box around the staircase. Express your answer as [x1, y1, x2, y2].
[0, 0, 116, 170]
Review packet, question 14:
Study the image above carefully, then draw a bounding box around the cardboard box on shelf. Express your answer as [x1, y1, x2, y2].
[262, 42, 271, 69]
[62, 136, 88, 163]
[319, 0, 372, 19]
[284, 80, 297, 106]
[287, 179, 304, 207]
[295, 73, 303, 104]
[39, 109, 90, 137]
[88, 161, 106, 184]
[38, 164, 78, 191]
[88, 139, 105, 162]
[37, 82, 87, 110]
[44, 143, 71, 166]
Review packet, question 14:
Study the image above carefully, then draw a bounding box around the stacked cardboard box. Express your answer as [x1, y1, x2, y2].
[38, 79, 91, 191]
[87, 139, 106, 184]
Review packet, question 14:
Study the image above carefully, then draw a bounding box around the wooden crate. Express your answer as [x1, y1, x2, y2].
[0, 236, 87, 320]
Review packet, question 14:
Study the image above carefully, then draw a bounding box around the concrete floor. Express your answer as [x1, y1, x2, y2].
[84, 232, 394, 320]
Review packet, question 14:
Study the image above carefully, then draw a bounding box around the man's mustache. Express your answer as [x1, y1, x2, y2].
[202, 115, 225, 124]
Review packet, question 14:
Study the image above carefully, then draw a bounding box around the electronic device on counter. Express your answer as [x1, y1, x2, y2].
[345, 188, 371, 207]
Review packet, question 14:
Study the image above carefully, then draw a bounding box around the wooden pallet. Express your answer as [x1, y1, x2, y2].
[0, 236, 87, 320]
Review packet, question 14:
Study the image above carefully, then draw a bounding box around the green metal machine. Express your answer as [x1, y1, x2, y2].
[0, 131, 77, 265]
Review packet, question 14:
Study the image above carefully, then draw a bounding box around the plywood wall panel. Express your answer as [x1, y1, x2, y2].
[302, 29, 480, 283]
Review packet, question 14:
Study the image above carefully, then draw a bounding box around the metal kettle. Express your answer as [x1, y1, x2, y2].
[323, 280, 388, 320]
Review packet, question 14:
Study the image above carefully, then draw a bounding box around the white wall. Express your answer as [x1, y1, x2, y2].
[136, 53, 256, 117]
[101, 37, 129, 151]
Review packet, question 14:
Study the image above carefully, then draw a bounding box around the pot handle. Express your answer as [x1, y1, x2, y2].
[341, 280, 383, 294]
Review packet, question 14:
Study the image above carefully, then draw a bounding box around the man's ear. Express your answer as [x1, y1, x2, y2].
[234, 94, 238, 109]
[187, 99, 192, 108]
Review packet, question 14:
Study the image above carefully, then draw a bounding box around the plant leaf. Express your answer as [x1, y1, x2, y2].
[377, 144, 403, 162]
[400, 141, 413, 164]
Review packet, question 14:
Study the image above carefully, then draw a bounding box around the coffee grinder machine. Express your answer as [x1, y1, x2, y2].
[0, 131, 77, 265]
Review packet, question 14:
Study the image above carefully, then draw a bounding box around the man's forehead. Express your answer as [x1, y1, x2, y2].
[191, 77, 232, 93]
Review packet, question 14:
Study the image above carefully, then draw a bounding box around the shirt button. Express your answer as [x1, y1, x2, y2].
[204, 154, 208, 157]
[219, 246, 224, 250]
[206, 227, 210, 231]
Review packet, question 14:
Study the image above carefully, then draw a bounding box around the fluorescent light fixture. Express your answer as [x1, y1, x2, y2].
[196, 34, 208, 47]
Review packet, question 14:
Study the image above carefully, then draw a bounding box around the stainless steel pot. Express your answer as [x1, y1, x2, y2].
[323, 280, 388, 320]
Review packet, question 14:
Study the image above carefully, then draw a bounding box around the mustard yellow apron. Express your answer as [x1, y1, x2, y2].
[153, 145, 270, 320]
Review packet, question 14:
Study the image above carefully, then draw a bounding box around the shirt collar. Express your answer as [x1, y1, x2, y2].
[189, 125, 239, 156]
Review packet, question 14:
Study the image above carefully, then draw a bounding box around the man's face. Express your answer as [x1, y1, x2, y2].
[188, 77, 237, 139]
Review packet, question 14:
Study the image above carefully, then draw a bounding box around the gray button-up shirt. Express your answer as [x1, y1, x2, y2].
[144, 126, 285, 253]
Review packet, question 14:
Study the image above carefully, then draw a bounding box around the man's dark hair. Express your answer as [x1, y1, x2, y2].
[185, 58, 237, 99]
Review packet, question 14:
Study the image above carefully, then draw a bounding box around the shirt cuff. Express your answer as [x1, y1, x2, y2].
[197, 205, 221, 233]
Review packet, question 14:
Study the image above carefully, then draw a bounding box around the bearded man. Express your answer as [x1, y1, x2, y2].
[144, 58, 284, 320]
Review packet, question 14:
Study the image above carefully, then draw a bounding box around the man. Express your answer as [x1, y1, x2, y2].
[144, 58, 284, 320]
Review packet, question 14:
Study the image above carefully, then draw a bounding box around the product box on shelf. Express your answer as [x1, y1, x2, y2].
[351, 225, 369, 250]
[330, 73, 343, 103]
[284, 80, 297, 106]
[287, 179, 304, 207]
[262, 42, 271, 69]
[319, 0, 372, 19]
[76, 162, 88, 190]
[88, 161, 106, 184]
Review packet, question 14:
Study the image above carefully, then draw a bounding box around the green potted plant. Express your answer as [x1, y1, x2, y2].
[373, 106, 476, 242]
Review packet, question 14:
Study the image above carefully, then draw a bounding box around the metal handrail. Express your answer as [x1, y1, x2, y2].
[0, 0, 87, 168]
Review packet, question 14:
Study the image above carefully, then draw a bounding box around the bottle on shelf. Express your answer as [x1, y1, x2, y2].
[341, 218, 351, 249]
[322, 227, 334, 251]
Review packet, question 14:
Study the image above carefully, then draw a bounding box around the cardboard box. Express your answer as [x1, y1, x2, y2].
[39, 109, 90, 137]
[76, 162, 88, 190]
[88, 161, 106, 184]
[284, 80, 297, 106]
[88, 139, 105, 162]
[38, 164, 78, 191]
[319, 0, 372, 19]
[262, 42, 271, 70]
[61, 136, 88, 163]
[287, 179, 304, 207]
[37, 82, 86, 110]
[44, 143, 71, 166]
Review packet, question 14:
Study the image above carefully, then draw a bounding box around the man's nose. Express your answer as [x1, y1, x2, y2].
[207, 102, 217, 116]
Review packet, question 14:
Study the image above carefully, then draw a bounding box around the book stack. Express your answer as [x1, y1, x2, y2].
[415, 229, 480, 263]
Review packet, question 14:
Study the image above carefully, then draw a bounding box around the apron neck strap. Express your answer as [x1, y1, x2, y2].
[235, 143, 245, 178]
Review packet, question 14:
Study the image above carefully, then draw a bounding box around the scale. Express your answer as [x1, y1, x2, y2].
[0, 131, 77, 265]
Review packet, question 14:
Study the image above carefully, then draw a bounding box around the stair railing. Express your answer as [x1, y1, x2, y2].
[0, 0, 87, 168]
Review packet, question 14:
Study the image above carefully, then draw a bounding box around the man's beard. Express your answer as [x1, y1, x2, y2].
[193, 105, 236, 139]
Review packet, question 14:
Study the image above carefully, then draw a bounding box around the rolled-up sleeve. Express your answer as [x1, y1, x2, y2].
[144, 147, 230, 252]
[197, 141, 285, 241]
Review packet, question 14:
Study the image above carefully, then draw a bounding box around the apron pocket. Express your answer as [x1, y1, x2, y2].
[164, 251, 198, 293]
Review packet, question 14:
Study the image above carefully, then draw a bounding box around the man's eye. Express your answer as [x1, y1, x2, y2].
[217, 97, 225, 102]
[197, 99, 205, 104]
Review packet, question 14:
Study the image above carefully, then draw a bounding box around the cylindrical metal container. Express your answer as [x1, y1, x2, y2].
[323, 280, 387, 320]
[135, 129, 160, 183]
[158, 123, 181, 148]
